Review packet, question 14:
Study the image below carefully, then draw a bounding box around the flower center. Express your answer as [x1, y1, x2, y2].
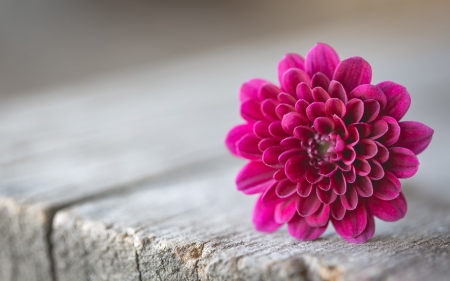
[306, 133, 336, 168]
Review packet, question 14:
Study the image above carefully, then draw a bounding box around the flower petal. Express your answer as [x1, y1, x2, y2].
[331, 200, 346, 220]
[317, 187, 338, 204]
[343, 213, 375, 243]
[328, 80, 348, 103]
[293, 126, 315, 140]
[296, 191, 322, 217]
[225, 124, 253, 156]
[277, 92, 297, 106]
[288, 214, 328, 241]
[312, 87, 331, 102]
[331, 170, 347, 195]
[274, 198, 298, 223]
[353, 158, 371, 176]
[277, 53, 305, 84]
[333, 56, 372, 93]
[377, 116, 400, 146]
[262, 146, 286, 168]
[354, 139, 378, 159]
[282, 112, 309, 134]
[239, 79, 267, 102]
[384, 147, 419, 178]
[340, 184, 358, 210]
[236, 133, 263, 160]
[305, 42, 340, 80]
[395, 121, 434, 155]
[258, 137, 281, 151]
[305, 167, 323, 184]
[296, 82, 314, 103]
[332, 201, 368, 238]
[344, 99, 364, 124]
[372, 171, 401, 200]
[305, 204, 331, 227]
[361, 99, 380, 123]
[261, 99, 280, 121]
[369, 119, 388, 140]
[325, 98, 346, 118]
[241, 100, 264, 122]
[353, 176, 373, 197]
[378, 81, 411, 121]
[368, 159, 385, 180]
[275, 103, 296, 120]
[253, 195, 282, 232]
[297, 179, 313, 197]
[275, 180, 298, 198]
[281, 68, 311, 96]
[367, 192, 407, 222]
[285, 155, 310, 182]
[348, 84, 387, 109]
[374, 141, 389, 163]
[258, 83, 282, 100]
[306, 102, 326, 121]
[268, 121, 289, 137]
[278, 148, 305, 165]
[311, 72, 331, 89]
[261, 182, 282, 205]
[314, 117, 335, 134]
[341, 145, 356, 165]
[236, 161, 276, 194]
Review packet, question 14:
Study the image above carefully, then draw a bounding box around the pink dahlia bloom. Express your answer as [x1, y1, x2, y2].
[225, 43, 433, 243]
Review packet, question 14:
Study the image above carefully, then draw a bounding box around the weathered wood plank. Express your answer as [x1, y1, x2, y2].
[51, 158, 450, 281]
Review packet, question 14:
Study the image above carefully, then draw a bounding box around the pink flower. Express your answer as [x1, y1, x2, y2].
[225, 43, 433, 243]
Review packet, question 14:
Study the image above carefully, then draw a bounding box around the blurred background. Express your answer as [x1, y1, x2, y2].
[1, 0, 449, 196]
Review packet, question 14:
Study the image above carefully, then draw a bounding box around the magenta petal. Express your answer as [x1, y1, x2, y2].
[261, 182, 282, 205]
[241, 100, 264, 122]
[332, 201, 367, 238]
[369, 119, 388, 140]
[268, 121, 289, 138]
[318, 177, 331, 191]
[253, 121, 271, 139]
[262, 146, 285, 168]
[368, 159, 385, 180]
[331, 171, 347, 195]
[258, 83, 282, 100]
[288, 214, 328, 241]
[333, 56, 372, 93]
[275, 103, 296, 120]
[354, 139, 378, 159]
[343, 213, 375, 243]
[282, 112, 309, 134]
[296, 82, 314, 103]
[279, 148, 305, 165]
[293, 126, 315, 140]
[296, 191, 322, 217]
[384, 147, 419, 178]
[236, 133, 263, 160]
[325, 98, 346, 118]
[328, 80, 348, 104]
[236, 161, 276, 194]
[395, 121, 434, 155]
[285, 155, 310, 182]
[378, 81, 411, 121]
[274, 198, 298, 223]
[305, 42, 340, 80]
[353, 158, 371, 176]
[374, 141, 389, 163]
[305, 204, 331, 227]
[275, 180, 298, 198]
[297, 179, 313, 197]
[261, 99, 280, 122]
[367, 192, 407, 222]
[258, 137, 281, 151]
[280, 137, 301, 148]
[311, 72, 331, 89]
[277, 53, 305, 84]
[314, 117, 335, 134]
[340, 185, 358, 210]
[343, 166, 356, 183]
[253, 195, 282, 232]
[344, 99, 364, 124]
[333, 115, 348, 139]
[331, 200, 346, 220]
[377, 116, 400, 146]
[317, 188, 337, 204]
[239, 79, 267, 102]
[281, 68, 312, 96]
[306, 102, 326, 121]
[341, 145, 356, 165]
[318, 163, 338, 177]
[312, 87, 331, 102]
[353, 176, 373, 197]
[372, 171, 401, 200]
[277, 92, 297, 106]
[305, 168, 323, 184]
[295, 99, 310, 116]
[274, 169, 287, 181]
[225, 124, 253, 156]
[348, 84, 387, 109]
[362, 99, 380, 123]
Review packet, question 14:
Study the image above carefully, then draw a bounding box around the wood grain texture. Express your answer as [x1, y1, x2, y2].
[51, 160, 450, 281]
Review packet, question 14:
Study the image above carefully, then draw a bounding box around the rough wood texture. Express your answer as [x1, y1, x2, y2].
[1, 1, 450, 280]
[52, 160, 450, 281]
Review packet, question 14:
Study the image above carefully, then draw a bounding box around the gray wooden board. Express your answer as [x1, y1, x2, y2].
[51, 157, 450, 281]
[1, 1, 450, 280]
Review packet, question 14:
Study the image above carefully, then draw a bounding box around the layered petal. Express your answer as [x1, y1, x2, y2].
[384, 147, 419, 178]
[225, 124, 253, 156]
[288, 214, 328, 241]
[378, 81, 411, 121]
[253, 195, 282, 232]
[367, 192, 407, 222]
[395, 121, 434, 155]
[333, 56, 372, 93]
[236, 161, 276, 194]
[305, 43, 340, 80]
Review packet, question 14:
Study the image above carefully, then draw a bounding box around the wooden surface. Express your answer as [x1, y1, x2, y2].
[1, 1, 450, 280]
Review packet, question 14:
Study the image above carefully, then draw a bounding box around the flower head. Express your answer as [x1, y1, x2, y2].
[225, 43, 433, 243]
